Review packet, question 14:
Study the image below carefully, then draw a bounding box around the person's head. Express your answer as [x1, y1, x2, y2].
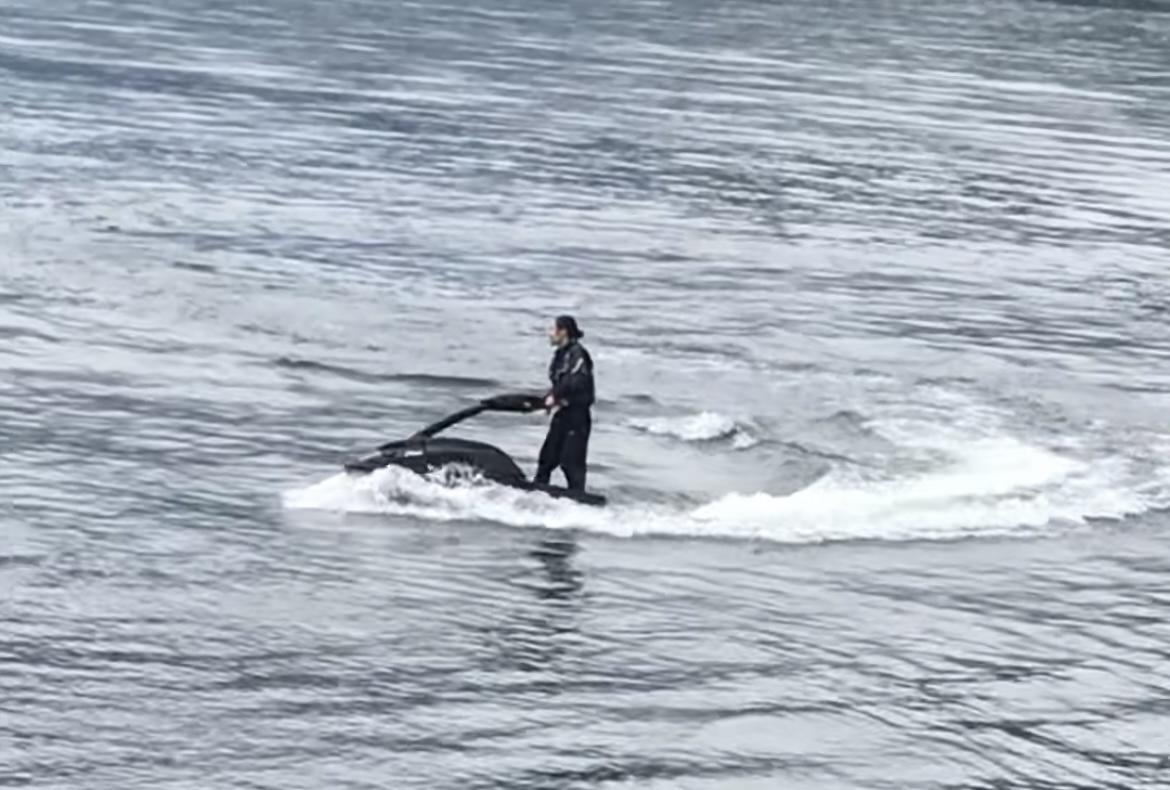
[549, 315, 584, 347]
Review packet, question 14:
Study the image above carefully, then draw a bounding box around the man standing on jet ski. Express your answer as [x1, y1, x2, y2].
[535, 315, 594, 492]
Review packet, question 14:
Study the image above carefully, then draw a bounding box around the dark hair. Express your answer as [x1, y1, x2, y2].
[555, 315, 584, 340]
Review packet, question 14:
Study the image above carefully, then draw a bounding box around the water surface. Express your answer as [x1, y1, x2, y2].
[2, 0, 1169, 787]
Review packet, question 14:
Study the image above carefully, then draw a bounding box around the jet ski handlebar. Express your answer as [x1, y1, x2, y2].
[407, 392, 545, 441]
[478, 393, 545, 413]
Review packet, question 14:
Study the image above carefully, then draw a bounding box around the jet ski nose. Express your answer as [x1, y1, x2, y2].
[345, 440, 408, 473]
[344, 452, 384, 473]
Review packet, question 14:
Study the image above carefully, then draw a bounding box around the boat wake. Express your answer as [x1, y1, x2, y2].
[284, 427, 1163, 543]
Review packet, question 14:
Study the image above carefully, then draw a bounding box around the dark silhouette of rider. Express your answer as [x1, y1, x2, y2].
[534, 315, 594, 491]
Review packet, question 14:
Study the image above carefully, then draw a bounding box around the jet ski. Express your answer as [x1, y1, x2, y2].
[344, 393, 607, 507]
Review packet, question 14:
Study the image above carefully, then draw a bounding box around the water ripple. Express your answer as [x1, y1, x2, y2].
[4, 0, 1170, 787]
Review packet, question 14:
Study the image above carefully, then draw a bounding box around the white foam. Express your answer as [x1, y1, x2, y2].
[284, 466, 621, 531]
[690, 437, 1146, 542]
[628, 412, 759, 449]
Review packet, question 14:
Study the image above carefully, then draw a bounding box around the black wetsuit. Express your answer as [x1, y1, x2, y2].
[535, 341, 595, 491]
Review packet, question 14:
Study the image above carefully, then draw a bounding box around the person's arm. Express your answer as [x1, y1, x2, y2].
[550, 346, 591, 404]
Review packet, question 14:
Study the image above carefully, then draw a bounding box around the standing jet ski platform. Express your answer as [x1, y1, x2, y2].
[344, 393, 607, 507]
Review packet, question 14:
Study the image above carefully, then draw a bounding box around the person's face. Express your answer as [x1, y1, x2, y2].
[549, 322, 567, 347]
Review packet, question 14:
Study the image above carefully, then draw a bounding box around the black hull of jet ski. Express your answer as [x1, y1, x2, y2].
[346, 437, 527, 482]
[345, 436, 607, 507]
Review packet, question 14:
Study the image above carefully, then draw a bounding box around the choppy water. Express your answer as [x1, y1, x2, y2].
[3, 0, 1170, 787]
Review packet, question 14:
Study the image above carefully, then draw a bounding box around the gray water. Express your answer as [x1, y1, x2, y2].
[3, 0, 1170, 787]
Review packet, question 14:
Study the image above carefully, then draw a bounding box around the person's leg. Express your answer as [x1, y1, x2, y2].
[534, 414, 567, 484]
[560, 413, 591, 491]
